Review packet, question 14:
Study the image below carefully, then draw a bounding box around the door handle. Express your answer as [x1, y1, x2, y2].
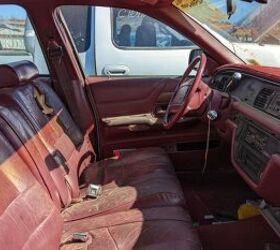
[104, 65, 130, 76]
[154, 106, 167, 117]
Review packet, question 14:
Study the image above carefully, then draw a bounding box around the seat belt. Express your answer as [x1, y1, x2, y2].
[33, 86, 76, 205]
[47, 39, 81, 129]
[33, 82, 98, 202]
[60, 232, 92, 250]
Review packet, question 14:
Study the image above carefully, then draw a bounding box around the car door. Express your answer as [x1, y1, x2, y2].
[61, 5, 228, 172]
[95, 7, 196, 77]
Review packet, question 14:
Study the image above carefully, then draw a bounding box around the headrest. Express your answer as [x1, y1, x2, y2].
[0, 60, 39, 88]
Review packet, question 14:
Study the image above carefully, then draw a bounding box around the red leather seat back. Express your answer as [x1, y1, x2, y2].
[0, 120, 63, 249]
[0, 93, 71, 207]
[0, 61, 95, 206]
[0, 116, 62, 207]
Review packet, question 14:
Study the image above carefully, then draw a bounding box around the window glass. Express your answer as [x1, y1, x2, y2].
[60, 6, 91, 53]
[112, 8, 194, 48]
[58, 6, 197, 77]
[173, 0, 280, 67]
[0, 4, 48, 74]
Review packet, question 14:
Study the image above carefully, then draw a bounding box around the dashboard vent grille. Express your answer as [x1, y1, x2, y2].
[254, 88, 274, 109]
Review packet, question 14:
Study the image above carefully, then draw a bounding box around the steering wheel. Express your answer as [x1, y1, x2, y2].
[163, 53, 208, 130]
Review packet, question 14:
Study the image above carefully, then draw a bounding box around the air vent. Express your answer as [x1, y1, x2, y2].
[254, 88, 274, 109]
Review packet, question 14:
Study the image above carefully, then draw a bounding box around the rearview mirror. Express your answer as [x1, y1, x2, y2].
[240, 0, 267, 3]
[226, 0, 236, 19]
[227, 0, 267, 19]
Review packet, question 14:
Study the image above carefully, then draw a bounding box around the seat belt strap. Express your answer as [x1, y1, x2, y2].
[47, 39, 81, 128]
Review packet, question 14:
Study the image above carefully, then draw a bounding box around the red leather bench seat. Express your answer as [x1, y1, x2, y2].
[0, 119, 201, 249]
[0, 61, 185, 221]
[62, 206, 200, 250]
[0, 61, 201, 249]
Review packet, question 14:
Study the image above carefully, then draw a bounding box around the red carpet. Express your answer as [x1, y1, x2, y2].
[179, 171, 280, 250]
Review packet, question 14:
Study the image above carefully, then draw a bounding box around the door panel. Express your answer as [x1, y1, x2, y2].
[89, 77, 178, 117]
[86, 77, 227, 171]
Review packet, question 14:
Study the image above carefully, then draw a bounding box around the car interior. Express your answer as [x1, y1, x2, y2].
[0, 0, 280, 250]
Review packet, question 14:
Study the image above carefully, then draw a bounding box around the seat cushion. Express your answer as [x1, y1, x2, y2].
[83, 148, 175, 184]
[62, 207, 201, 250]
[61, 148, 185, 222]
[62, 170, 185, 222]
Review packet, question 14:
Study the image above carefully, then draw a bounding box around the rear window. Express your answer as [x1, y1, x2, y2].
[0, 4, 49, 74]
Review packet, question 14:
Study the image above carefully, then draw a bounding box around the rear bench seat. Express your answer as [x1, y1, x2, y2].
[0, 60, 201, 249]
[0, 61, 185, 221]
[0, 117, 201, 249]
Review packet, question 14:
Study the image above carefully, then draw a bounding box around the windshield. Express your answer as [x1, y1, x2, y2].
[173, 0, 280, 67]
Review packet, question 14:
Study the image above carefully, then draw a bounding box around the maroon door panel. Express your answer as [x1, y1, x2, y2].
[88, 77, 178, 117]
[86, 77, 226, 171]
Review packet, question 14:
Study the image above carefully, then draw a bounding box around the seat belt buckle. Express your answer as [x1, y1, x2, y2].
[87, 184, 102, 198]
[72, 232, 89, 243]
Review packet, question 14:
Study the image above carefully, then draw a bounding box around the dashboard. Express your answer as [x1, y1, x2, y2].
[213, 71, 280, 120]
[210, 65, 280, 237]
[211, 69, 280, 205]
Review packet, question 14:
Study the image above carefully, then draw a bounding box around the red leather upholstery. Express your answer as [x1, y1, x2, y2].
[0, 61, 186, 222]
[0, 61, 201, 249]
[0, 122, 63, 250]
[0, 119, 201, 249]
[62, 206, 201, 250]
[64, 165, 184, 221]
[64, 148, 185, 221]
[0, 60, 38, 88]
[86, 148, 175, 181]
[0, 94, 73, 207]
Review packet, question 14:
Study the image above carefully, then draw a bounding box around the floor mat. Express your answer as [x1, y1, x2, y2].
[179, 171, 259, 222]
[198, 216, 280, 250]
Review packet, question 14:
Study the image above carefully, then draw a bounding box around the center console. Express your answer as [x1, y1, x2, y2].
[233, 114, 279, 182]
[230, 112, 280, 205]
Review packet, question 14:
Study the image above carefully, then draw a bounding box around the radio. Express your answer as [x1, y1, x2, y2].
[243, 125, 269, 151]
[234, 117, 280, 182]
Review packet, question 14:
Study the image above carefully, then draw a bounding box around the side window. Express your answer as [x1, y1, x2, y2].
[59, 6, 198, 77]
[60, 6, 92, 53]
[60, 6, 95, 76]
[0, 5, 49, 74]
[112, 8, 194, 48]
